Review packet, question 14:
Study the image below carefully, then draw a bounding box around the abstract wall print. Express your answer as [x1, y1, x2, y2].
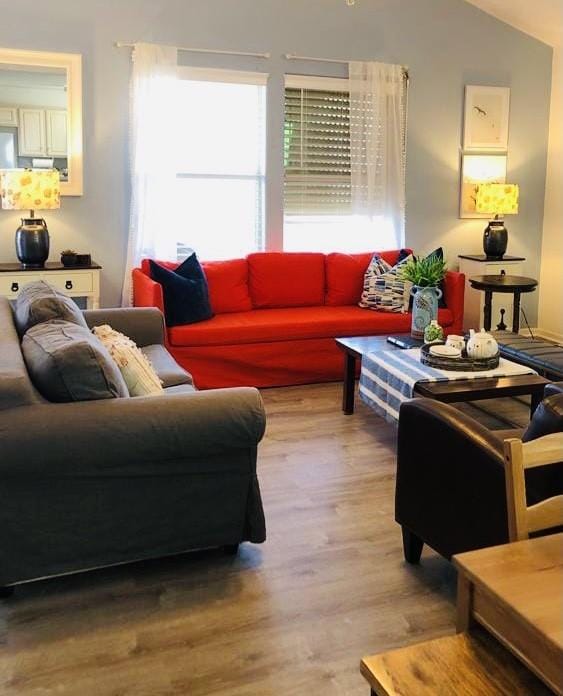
[459, 153, 507, 218]
[463, 86, 510, 151]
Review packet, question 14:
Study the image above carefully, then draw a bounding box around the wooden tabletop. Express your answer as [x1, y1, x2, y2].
[454, 533, 563, 692]
[0, 261, 102, 272]
[469, 275, 538, 292]
[335, 335, 411, 357]
[459, 254, 526, 262]
[361, 627, 552, 695]
[414, 374, 550, 401]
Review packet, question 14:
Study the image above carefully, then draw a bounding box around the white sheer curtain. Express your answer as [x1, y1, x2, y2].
[349, 61, 408, 249]
[121, 43, 178, 306]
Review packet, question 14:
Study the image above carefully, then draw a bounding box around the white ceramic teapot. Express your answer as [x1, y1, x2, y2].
[466, 329, 499, 359]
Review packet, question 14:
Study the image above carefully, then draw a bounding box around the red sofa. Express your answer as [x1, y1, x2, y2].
[133, 250, 465, 389]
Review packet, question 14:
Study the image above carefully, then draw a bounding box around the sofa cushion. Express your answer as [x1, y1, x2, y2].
[168, 305, 454, 347]
[141, 343, 194, 388]
[163, 383, 198, 395]
[247, 252, 325, 308]
[15, 280, 88, 336]
[149, 255, 213, 327]
[141, 258, 252, 315]
[22, 320, 129, 402]
[325, 250, 410, 306]
[0, 297, 42, 410]
[203, 258, 252, 314]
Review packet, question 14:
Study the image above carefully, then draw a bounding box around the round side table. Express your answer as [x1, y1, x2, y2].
[468, 275, 538, 333]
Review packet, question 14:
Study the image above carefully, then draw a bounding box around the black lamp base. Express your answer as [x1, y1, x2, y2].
[483, 219, 508, 261]
[15, 218, 50, 269]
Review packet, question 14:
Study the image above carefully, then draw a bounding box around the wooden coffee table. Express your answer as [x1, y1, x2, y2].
[335, 335, 550, 416]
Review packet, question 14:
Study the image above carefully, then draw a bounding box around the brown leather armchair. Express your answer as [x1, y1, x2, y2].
[395, 383, 563, 563]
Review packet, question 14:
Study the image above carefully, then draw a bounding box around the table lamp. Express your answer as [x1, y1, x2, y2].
[475, 182, 519, 260]
[0, 169, 60, 268]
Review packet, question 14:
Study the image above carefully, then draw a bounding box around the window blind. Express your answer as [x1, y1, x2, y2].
[284, 87, 351, 216]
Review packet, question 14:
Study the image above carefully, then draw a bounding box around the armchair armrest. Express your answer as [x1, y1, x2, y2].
[443, 270, 465, 335]
[395, 398, 509, 559]
[0, 387, 266, 477]
[133, 268, 165, 314]
[83, 307, 166, 347]
[545, 382, 563, 398]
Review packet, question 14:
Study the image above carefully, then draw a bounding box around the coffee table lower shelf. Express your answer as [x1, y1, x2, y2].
[335, 336, 549, 416]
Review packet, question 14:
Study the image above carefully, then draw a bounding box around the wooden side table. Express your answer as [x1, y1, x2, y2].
[468, 275, 537, 333]
[0, 262, 102, 309]
[459, 255, 525, 332]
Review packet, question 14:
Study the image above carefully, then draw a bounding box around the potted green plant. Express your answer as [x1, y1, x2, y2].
[400, 255, 447, 339]
[60, 249, 78, 267]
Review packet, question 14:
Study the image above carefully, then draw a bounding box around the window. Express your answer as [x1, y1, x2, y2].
[174, 68, 266, 261]
[283, 75, 398, 253]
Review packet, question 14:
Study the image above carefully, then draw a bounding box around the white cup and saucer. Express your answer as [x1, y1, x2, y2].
[445, 334, 465, 353]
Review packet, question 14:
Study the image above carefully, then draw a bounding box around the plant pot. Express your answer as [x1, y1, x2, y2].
[61, 253, 78, 267]
[410, 285, 443, 339]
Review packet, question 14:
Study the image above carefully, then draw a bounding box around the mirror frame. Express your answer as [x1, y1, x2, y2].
[0, 47, 83, 196]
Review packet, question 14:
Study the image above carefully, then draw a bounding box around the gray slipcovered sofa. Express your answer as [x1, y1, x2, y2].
[0, 296, 266, 590]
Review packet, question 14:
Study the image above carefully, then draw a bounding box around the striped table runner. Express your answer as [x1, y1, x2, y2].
[359, 348, 537, 424]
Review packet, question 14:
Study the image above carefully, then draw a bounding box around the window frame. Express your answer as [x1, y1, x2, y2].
[173, 66, 268, 259]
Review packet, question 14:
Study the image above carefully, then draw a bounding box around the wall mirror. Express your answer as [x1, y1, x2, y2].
[0, 47, 83, 195]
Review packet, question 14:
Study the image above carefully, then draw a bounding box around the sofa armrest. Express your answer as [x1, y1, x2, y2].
[545, 382, 563, 398]
[395, 398, 509, 558]
[83, 307, 166, 347]
[0, 387, 266, 476]
[133, 267, 165, 314]
[443, 270, 465, 335]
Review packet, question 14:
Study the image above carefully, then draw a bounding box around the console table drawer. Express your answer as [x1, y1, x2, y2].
[0, 262, 101, 309]
[0, 274, 43, 296]
[47, 272, 93, 293]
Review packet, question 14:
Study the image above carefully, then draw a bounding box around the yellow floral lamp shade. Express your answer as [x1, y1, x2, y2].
[475, 183, 519, 216]
[0, 169, 61, 212]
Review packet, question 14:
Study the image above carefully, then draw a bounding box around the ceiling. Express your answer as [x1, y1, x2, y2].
[464, 0, 563, 47]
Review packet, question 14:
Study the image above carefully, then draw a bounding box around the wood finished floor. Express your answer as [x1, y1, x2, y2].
[0, 384, 529, 696]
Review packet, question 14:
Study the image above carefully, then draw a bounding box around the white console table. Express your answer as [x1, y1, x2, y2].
[0, 261, 101, 309]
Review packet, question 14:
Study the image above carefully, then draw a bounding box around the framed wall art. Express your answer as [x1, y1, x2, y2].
[463, 85, 510, 151]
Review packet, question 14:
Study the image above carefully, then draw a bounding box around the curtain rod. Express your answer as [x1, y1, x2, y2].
[115, 42, 270, 60]
[285, 53, 409, 75]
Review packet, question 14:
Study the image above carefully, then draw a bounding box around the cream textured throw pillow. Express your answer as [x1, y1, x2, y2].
[92, 324, 163, 397]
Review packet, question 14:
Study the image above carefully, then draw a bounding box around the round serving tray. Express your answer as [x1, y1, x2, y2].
[420, 342, 500, 371]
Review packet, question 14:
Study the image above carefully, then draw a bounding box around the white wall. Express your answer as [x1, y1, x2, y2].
[538, 46, 563, 341]
[0, 0, 553, 315]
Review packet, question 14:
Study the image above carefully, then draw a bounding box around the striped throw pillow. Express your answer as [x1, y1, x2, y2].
[359, 254, 413, 313]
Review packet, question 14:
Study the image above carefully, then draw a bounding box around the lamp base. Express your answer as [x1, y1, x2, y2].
[483, 219, 508, 261]
[15, 218, 50, 269]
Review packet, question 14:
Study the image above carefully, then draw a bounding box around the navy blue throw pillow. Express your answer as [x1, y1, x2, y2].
[149, 255, 214, 327]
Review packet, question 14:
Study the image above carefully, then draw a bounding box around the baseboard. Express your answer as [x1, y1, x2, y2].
[520, 327, 563, 345]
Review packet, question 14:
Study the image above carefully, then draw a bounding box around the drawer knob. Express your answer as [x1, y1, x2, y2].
[11, 282, 19, 293]
[500, 269, 506, 276]
[65, 280, 73, 290]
